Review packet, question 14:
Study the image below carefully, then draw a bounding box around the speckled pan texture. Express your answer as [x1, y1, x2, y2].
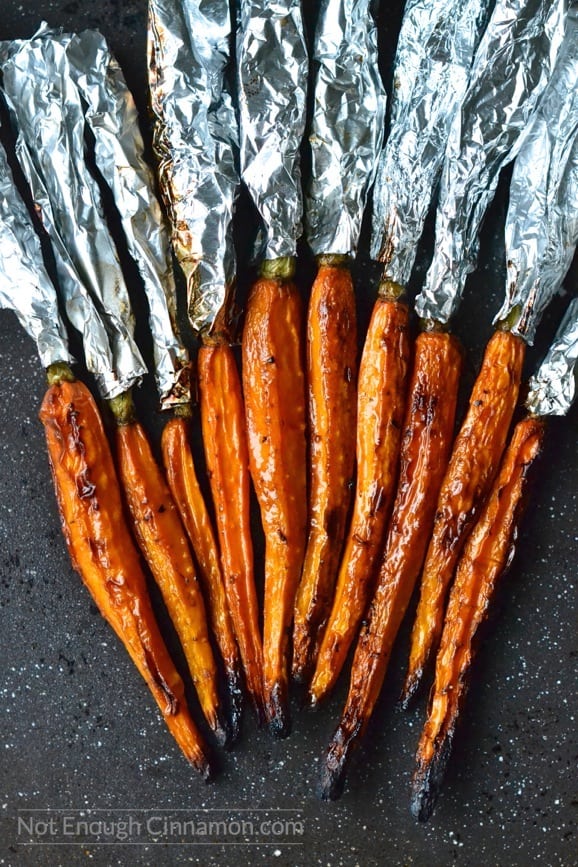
[0, 2, 576, 866]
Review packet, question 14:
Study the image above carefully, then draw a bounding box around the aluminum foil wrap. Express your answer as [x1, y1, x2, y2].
[370, 0, 490, 285]
[495, 8, 578, 344]
[415, 0, 565, 324]
[148, 0, 239, 336]
[1, 29, 146, 400]
[64, 29, 190, 409]
[526, 296, 578, 417]
[0, 141, 72, 369]
[237, 0, 308, 261]
[305, 0, 386, 257]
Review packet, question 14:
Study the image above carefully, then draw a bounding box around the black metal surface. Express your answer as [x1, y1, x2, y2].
[0, 3, 577, 866]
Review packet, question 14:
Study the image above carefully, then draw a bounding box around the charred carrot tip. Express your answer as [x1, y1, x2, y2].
[210, 711, 230, 749]
[196, 758, 213, 783]
[293, 661, 318, 688]
[318, 728, 352, 801]
[318, 766, 346, 802]
[308, 692, 320, 711]
[170, 715, 214, 779]
[224, 669, 244, 748]
[410, 740, 453, 822]
[291, 665, 307, 686]
[253, 699, 267, 730]
[400, 670, 422, 710]
[174, 734, 212, 779]
[265, 683, 292, 739]
[177, 748, 212, 779]
[291, 634, 313, 684]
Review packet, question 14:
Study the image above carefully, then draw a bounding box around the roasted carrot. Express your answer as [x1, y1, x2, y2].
[411, 415, 545, 821]
[317, 330, 461, 800]
[162, 415, 243, 741]
[308, 287, 410, 707]
[39, 370, 210, 775]
[402, 328, 526, 705]
[109, 393, 227, 747]
[292, 259, 358, 684]
[242, 269, 307, 736]
[197, 341, 265, 722]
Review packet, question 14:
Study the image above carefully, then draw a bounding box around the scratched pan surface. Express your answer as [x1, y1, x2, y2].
[0, 2, 576, 866]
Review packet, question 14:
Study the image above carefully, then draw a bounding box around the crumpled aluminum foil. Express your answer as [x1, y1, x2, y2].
[305, 0, 386, 257]
[1, 27, 147, 400]
[370, 0, 490, 285]
[0, 140, 72, 369]
[495, 7, 578, 344]
[237, 0, 308, 261]
[415, 0, 565, 324]
[526, 296, 578, 417]
[148, 0, 239, 336]
[64, 29, 190, 410]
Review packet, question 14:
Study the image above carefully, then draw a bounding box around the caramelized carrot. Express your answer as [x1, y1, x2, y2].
[197, 342, 264, 721]
[39, 375, 210, 775]
[402, 329, 526, 705]
[309, 292, 410, 706]
[411, 415, 545, 821]
[242, 272, 307, 736]
[317, 330, 461, 800]
[292, 260, 357, 684]
[111, 397, 227, 747]
[162, 416, 243, 741]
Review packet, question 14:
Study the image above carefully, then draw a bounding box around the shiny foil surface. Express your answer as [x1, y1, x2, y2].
[526, 296, 578, 417]
[148, 0, 239, 336]
[370, 0, 490, 286]
[64, 29, 190, 409]
[1, 27, 146, 400]
[237, 0, 308, 261]
[415, 0, 565, 324]
[496, 8, 578, 344]
[0, 140, 72, 370]
[305, 0, 386, 257]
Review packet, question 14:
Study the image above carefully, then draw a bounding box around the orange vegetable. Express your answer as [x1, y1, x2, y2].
[403, 329, 526, 705]
[39, 374, 210, 775]
[197, 341, 265, 721]
[242, 272, 307, 736]
[309, 292, 410, 707]
[317, 329, 461, 800]
[112, 401, 227, 746]
[411, 415, 545, 821]
[293, 260, 357, 684]
[162, 416, 243, 741]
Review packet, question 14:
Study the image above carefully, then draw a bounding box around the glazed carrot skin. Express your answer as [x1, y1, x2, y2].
[403, 329, 526, 706]
[162, 416, 243, 742]
[292, 262, 358, 684]
[115, 416, 227, 747]
[308, 295, 411, 707]
[411, 415, 545, 821]
[317, 331, 461, 800]
[39, 378, 210, 776]
[243, 274, 307, 737]
[197, 342, 265, 722]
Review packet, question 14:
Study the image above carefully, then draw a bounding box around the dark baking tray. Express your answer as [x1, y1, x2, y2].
[0, 2, 576, 865]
